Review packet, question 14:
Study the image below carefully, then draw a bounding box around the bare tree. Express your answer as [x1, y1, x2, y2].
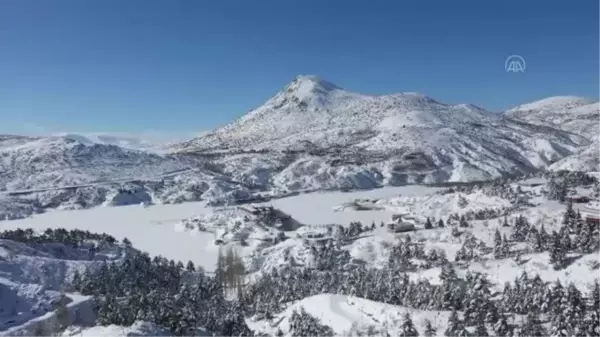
[217, 246, 246, 298]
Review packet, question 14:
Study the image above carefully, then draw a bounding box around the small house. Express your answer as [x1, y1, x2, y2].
[517, 178, 545, 188]
[387, 214, 416, 233]
[388, 223, 416, 233]
[565, 195, 590, 204]
[586, 214, 600, 226]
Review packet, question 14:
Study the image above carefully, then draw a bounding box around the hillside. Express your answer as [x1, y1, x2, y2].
[171, 75, 587, 186]
[506, 96, 599, 141]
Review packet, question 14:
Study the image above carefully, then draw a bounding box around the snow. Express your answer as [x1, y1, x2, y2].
[506, 96, 599, 141]
[54, 131, 200, 153]
[0, 293, 94, 336]
[507, 96, 596, 113]
[381, 190, 512, 221]
[463, 252, 599, 292]
[263, 185, 438, 225]
[0, 135, 188, 191]
[248, 294, 451, 336]
[549, 140, 599, 172]
[0, 202, 218, 272]
[61, 321, 177, 336]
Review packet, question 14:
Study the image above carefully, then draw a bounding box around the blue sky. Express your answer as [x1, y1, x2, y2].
[0, 0, 598, 135]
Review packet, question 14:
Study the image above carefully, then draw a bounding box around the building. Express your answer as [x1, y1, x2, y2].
[586, 214, 600, 226]
[565, 195, 590, 203]
[388, 223, 416, 233]
[517, 177, 545, 187]
[387, 214, 416, 233]
[581, 202, 600, 225]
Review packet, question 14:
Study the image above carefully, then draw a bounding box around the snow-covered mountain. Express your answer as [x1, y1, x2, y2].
[0, 135, 265, 219]
[57, 133, 161, 152]
[0, 135, 188, 191]
[54, 132, 201, 153]
[505, 96, 599, 172]
[171, 75, 587, 185]
[505, 96, 599, 141]
[549, 140, 599, 172]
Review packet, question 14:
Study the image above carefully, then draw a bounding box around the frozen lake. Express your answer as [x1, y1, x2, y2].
[0, 185, 438, 272]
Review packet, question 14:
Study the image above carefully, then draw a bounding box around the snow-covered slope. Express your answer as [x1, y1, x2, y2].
[0, 234, 130, 335]
[549, 140, 599, 172]
[248, 294, 452, 337]
[506, 96, 599, 141]
[172, 75, 586, 186]
[62, 321, 173, 336]
[506, 96, 600, 172]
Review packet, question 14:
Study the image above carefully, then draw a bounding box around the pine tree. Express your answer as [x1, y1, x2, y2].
[521, 310, 546, 337]
[71, 270, 82, 290]
[589, 279, 600, 316]
[423, 319, 436, 337]
[533, 229, 545, 252]
[493, 228, 503, 258]
[501, 234, 510, 257]
[438, 218, 445, 228]
[459, 215, 469, 228]
[458, 195, 468, 208]
[186, 260, 195, 272]
[549, 231, 566, 270]
[444, 310, 468, 337]
[425, 217, 433, 230]
[562, 201, 577, 232]
[463, 273, 495, 325]
[550, 313, 570, 337]
[289, 307, 334, 337]
[511, 215, 530, 242]
[574, 210, 584, 234]
[399, 312, 419, 337]
[565, 283, 586, 331]
[575, 222, 593, 253]
[550, 280, 566, 317]
[475, 321, 489, 336]
[493, 316, 511, 337]
[586, 306, 599, 335]
[559, 226, 572, 252]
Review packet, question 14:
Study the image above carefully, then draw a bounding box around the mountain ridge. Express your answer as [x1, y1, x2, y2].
[170, 76, 587, 186]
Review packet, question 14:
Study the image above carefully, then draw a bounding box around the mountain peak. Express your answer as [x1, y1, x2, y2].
[283, 75, 342, 99]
